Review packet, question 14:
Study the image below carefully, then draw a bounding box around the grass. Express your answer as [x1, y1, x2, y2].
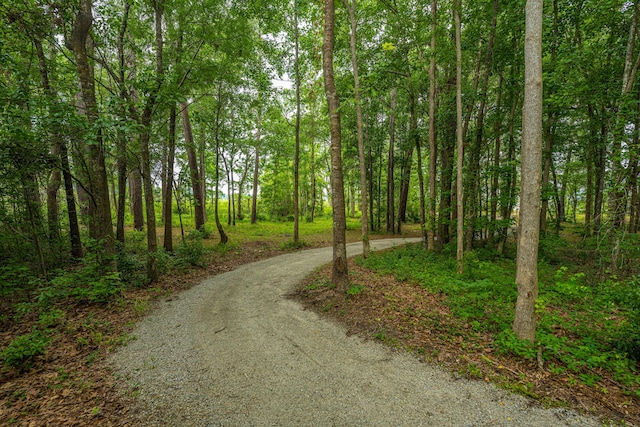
[356, 242, 640, 396]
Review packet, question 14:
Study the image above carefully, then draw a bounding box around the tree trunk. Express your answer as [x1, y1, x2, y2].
[251, 110, 261, 225]
[513, 0, 543, 342]
[68, 0, 114, 261]
[130, 166, 144, 231]
[343, 0, 370, 257]
[540, 117, 556, 233]
[115, 1, 131, 245]
[215, 141, 228, 244]
[293, 1, 301, 242]
[490, 74, 504, 232]
[181, 102, 206, 231]
[214, 86, 229, 244]
[323, 0, 348, 288]
[34, 38, 62, 254]
[428, 0, 438, 251]
[455, 0, 464, 274]
[387, 87, 397, 234]
[164, 105, 177, 252]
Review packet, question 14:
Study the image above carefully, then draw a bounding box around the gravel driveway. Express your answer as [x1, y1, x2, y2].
[110, 238, 600, 426]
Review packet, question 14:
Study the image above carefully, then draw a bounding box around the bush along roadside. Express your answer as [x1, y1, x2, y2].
[352, 243, 640, 420]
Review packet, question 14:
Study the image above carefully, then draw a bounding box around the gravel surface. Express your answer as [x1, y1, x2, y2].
[109, 238, 601, 426]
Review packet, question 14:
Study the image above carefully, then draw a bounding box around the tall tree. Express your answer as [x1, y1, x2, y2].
[343, 0, 370, 258]
[513, 0, 543, 342]
[293, 0, 301, 243]
[427, 0, 438, 251]
[67, 0, 115, 261]
[455, 0, 464, 274]
[387, 87, 397, 234]
[181, 102, 206, 231]
[323, 0, 348, 288]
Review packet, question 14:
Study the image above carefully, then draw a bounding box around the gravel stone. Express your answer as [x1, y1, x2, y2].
[109, 238, 601, 426]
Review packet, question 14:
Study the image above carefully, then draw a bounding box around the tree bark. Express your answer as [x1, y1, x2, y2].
[68, 0, 114, 261]
[428, 0, 438, 251]
[294, 1, 301, 243]
[343, 0, 370, 257]
[455, 0, 464, 274]
[181, 102, 206, 231]
[387, 87, 397, 234]
[513, 0, 543, 342]
[34, 38, 62, 254]
[214, 85, 229, 244]
[251, 110, 261, 224]
[164, 105, 177, 252]
[323, 0, 348, 289]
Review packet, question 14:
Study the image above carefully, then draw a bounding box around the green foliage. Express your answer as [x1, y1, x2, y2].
[345, 283, 365, 296]
[358, 242, 640, 393]
[116, 243, 146, 288]
[39, 246, 123, 306]
[281, 239, 309, 250]
[0, 264, 38, 297]
[38, 309, 65, 329]
[1, 329, 50, 370]
[175, 230, 208, 268]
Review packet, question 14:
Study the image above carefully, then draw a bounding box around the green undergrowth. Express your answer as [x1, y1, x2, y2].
[356, 243, 640, 397]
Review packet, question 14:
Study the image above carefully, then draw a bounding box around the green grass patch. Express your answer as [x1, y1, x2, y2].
[356, 243, 640, 395]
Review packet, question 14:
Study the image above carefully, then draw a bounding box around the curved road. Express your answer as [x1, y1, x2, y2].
[110, 239, 598, 426]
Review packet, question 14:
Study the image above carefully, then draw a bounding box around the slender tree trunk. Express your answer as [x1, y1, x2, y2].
[164, 105, 177, 252]
[139, 0, 165, 282]
[130, 166, 144, 230]
[181, 102, 206, 231]
[115, 1, 131, 245]
[310, 113, 317, 223]
[323, 0, 348, 288]
[251, 110, 261, 224]
[540, 117, 556, 233]
[428, 0, 438, 251]
[455, 0, 464, 274]
[34, 38, 62, 253]
[199, 140, 207, 224]
[214, 86, 228, 244]
[59, 141, 83, 259]
[21, 173, 47, 277]
[387, 87, 397, 234]
[237, 151, 250, 221]
[397, 144, 414, 228]
[513, 0, 543, 342]
[343, 0, 370, 257]
[593, 107, 607, 232]
[215, 141, 228, 244]
[490, 74, 504, 231]
[294, 1, 301, 243]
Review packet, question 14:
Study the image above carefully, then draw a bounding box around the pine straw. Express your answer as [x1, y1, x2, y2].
[292, 262, 640, 426]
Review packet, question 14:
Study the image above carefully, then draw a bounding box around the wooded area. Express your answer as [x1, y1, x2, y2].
[1, 0, 640, 421]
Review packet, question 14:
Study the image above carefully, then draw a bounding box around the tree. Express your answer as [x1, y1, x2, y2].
[343, 0, 370, 258]
[454, 0, 464, 274]
[181, 102, 206, 231]
[293, 0, 301, 243]
[322, 0, 348, 288]
[427, 0, 438, 252]
[67, 0, 115, 263]
[513, 0, 543, 342]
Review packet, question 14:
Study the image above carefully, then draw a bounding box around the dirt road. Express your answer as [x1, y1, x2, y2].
[110, 238, 598, 426]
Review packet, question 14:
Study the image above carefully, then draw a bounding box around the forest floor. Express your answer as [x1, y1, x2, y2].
[293, 263, 639, 426]
[0, 224, 637, 426]
[0, 226, 414, 426]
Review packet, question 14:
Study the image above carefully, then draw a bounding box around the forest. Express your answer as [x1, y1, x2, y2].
[1, 0, 640, 424]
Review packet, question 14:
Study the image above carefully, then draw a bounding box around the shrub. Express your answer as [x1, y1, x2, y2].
[1, 329, 50, 370]
[176, 230, 207, 267]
